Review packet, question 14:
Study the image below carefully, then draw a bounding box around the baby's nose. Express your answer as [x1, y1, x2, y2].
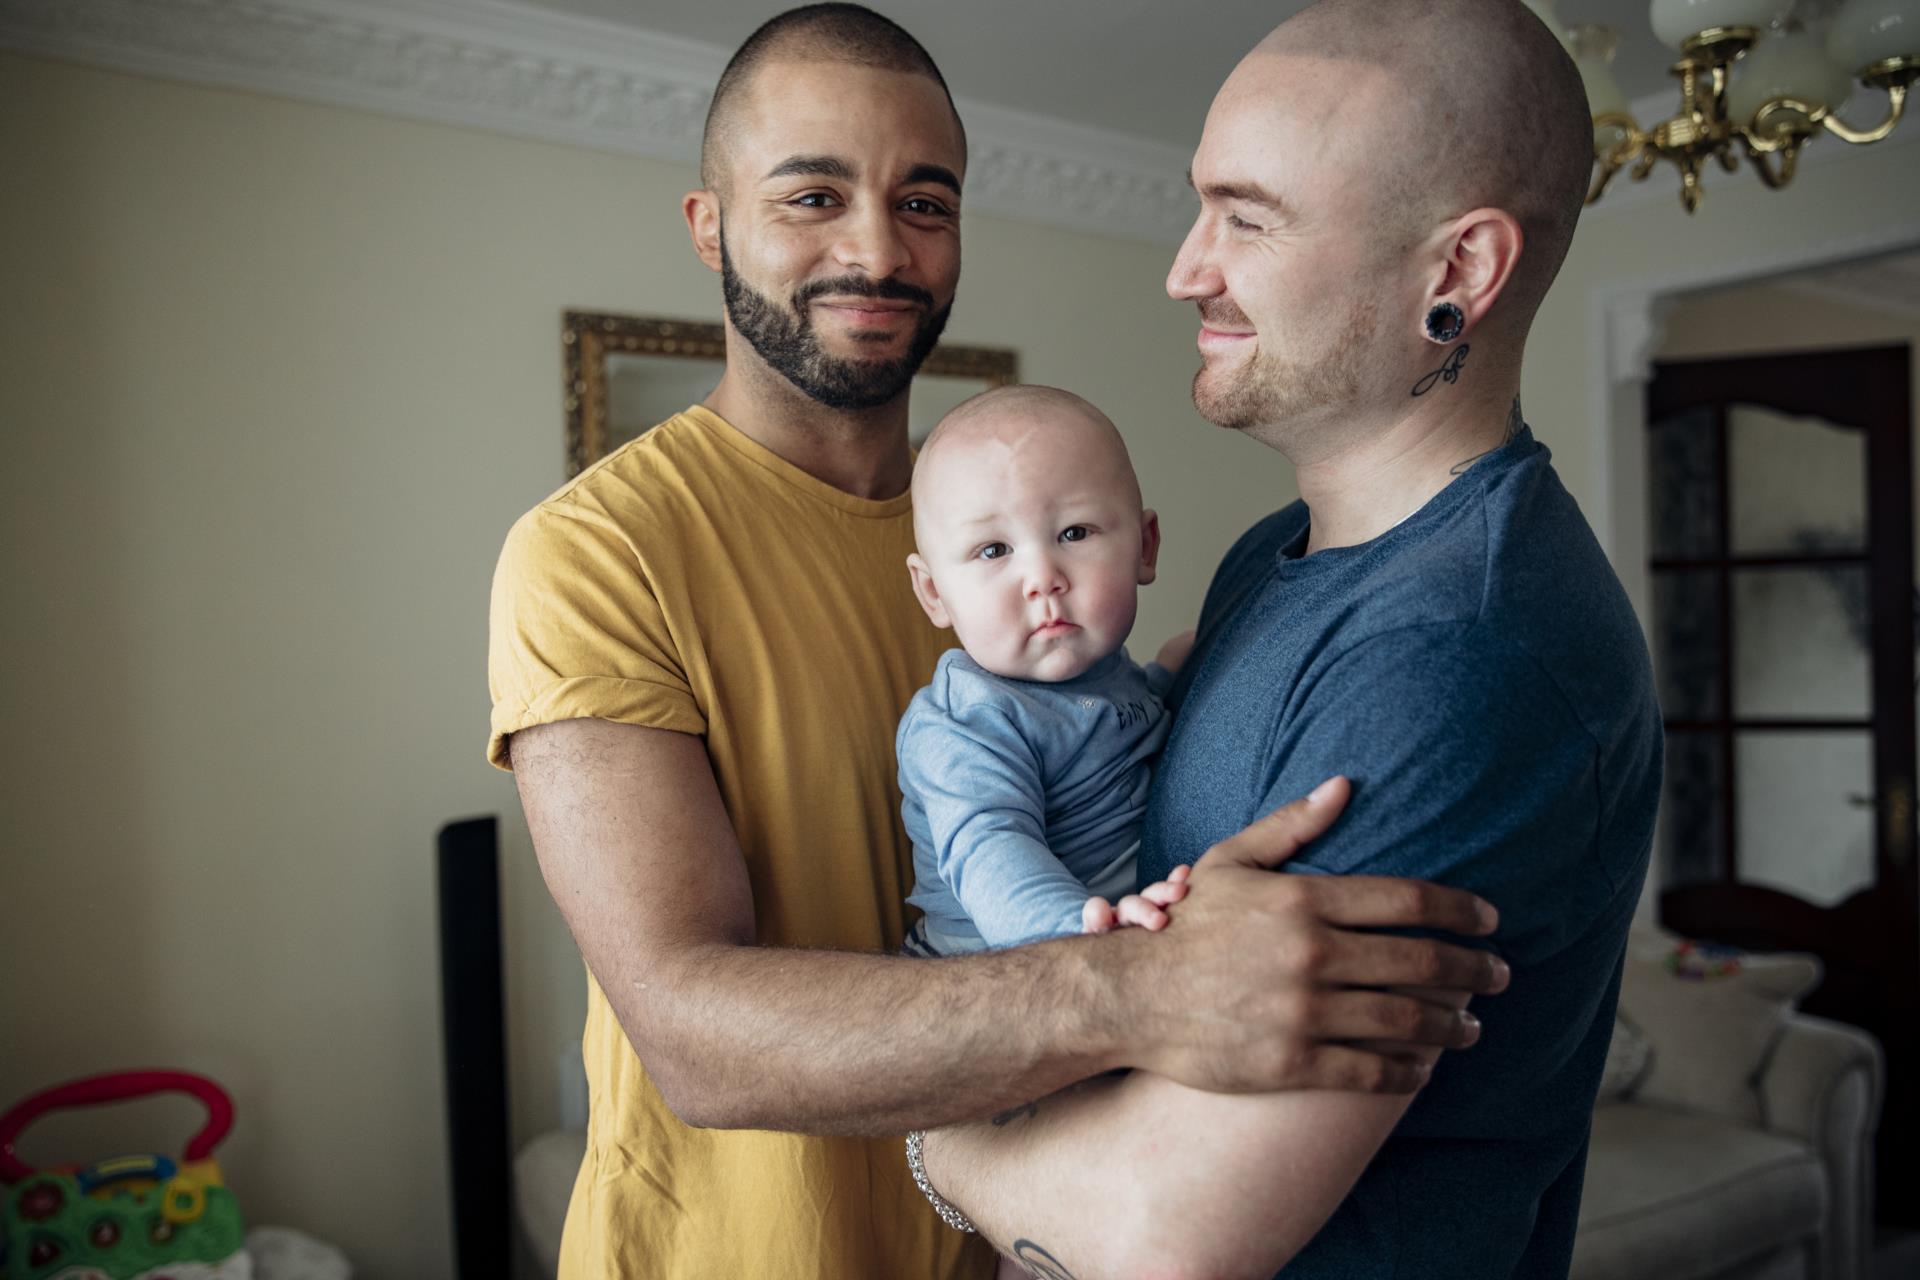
[1024, 561, 1068, 598]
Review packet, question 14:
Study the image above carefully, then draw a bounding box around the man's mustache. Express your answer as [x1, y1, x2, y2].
[795, 276, 936, 310]
[1196, 298, 1252, 329]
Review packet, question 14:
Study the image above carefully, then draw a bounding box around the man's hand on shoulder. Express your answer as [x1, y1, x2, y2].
[1108, 777, 1504, 1094]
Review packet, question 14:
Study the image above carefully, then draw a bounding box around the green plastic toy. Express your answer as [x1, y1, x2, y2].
[0, 1071, 248, 1280]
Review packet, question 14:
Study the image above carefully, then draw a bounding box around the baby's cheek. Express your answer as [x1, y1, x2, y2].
[1097, 580, 1141, 639]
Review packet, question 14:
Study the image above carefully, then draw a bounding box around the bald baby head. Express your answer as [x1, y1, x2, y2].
[913, 385, 1142, 543]
[906, 385, 1160, 683]
[700, 4, 966, 197]
[1251, 0, 1591, 322]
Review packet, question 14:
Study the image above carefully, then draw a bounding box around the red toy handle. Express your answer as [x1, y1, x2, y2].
[0, 1070, 234, 1184]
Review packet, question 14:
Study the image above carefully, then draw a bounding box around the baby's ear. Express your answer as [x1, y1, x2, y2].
[905, 553, 952, 629]
[1137, 509, 1162, 586]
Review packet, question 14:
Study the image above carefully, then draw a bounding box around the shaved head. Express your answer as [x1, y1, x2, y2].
[700, 4, 966, 196]
[1257, 0, 1591, 321]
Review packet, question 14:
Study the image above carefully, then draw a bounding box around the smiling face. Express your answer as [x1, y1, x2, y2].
[701, 58, 966, 410]
[907, 390, 1160, 683]
[1166, 53, 1423, 454]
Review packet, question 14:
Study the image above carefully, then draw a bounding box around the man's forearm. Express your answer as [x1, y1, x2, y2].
[518, 721, 1501, 1144]
[928, 1076, 1140, 1278]
[925, 1071, 1410, 1280]
[615, 931, 1147, 1137]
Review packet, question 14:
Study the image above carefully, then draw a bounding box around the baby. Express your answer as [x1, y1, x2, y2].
[898, 384, 1192, 957]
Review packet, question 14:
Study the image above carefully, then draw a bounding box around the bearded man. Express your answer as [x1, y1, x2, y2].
[487, 5, 1511, 1278]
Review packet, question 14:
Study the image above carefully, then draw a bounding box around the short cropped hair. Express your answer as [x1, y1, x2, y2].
[699, 3, 966, 193]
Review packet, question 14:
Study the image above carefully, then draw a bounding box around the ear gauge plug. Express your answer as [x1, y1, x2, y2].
[1424, 302, 1465, 344]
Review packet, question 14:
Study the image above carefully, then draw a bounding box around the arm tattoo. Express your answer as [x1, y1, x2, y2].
[991, 1100, 1040, 1126]
[1410, 343, 1469, 396]
[1011, 1240, 1078, 1278]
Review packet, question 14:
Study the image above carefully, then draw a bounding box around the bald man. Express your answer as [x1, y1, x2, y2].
[918, 3, 1662, 1277]
[490, 5, 1512, 1279]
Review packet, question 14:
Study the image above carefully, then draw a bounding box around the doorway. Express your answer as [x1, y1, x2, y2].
[1643, 341, 1917, 1222]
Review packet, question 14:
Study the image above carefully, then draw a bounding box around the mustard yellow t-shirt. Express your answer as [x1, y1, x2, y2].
[488, 405, 993, 1280]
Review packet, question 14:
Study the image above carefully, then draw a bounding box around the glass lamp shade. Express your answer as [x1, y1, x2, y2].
[1828, 0, 1920, 72]
[1570, 25, 1633, 149]
[1650, 0, 1788, 47]
[1728, 26, 1856, 125]
[1519, 0, 1578, 51]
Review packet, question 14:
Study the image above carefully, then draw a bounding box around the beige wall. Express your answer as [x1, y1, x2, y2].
[0, 51, 1281, 1277]
[5, 44, 1917, 1279]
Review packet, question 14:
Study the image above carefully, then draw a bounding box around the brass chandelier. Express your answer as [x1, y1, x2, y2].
[1526, 0, 1919, 212]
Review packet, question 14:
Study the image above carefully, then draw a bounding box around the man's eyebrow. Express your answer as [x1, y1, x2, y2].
[903, 163, 962, 196]
[1186, 167, 1292, 216]
[764, 155, 856, 182]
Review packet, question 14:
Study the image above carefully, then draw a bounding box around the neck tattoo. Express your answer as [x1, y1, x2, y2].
[1411, 344, 1470, 397]
[1448, 397, 1524, 477]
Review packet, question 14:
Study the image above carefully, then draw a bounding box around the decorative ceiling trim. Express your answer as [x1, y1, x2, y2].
[4, 0, 1910, 241]
[0, 0, 1199, 245]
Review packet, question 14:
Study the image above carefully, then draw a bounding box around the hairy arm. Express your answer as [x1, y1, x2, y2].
[512, 719, 1502, 1137]
[513, 716, 1124, 1135]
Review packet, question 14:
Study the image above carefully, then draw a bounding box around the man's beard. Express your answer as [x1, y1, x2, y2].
[720, 235, 951, 411]
[1190, 294, 1377, 436]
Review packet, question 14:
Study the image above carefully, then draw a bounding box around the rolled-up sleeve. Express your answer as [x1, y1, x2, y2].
[487, 502, 704, 769]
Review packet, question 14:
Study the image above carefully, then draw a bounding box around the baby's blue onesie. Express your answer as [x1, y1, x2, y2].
[898, 647, 1172, 954]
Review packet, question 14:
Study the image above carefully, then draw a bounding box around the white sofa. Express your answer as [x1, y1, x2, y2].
[1573, 1009, 1882, 1280]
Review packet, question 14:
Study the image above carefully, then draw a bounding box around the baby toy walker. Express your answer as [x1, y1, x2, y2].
[0, 1070, 248, 1280]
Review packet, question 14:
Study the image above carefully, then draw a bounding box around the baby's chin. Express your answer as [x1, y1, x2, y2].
[965, 642, 1106, 684]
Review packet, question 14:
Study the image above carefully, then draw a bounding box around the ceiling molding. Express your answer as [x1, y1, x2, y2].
[0, 0, 1198, 245]
[5, 0, 1910, 241]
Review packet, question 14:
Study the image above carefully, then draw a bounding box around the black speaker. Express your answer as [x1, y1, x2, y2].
[437, 815, 511, 1280]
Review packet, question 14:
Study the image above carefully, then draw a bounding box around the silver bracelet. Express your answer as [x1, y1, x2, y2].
[905, 1130, 977, 1234]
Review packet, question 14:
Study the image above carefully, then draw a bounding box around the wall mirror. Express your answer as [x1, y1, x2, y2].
[562, 311, 1020, 477]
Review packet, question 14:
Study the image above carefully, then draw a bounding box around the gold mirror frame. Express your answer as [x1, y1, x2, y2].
[562, 310, 1020, 477]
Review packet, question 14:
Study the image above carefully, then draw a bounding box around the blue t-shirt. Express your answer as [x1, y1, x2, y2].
[901, 647, 1171, 952]
[1140, 429, 1662, 1278]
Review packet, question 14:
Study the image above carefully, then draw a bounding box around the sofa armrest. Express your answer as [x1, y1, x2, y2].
[1757, 1013, 1882, 1280]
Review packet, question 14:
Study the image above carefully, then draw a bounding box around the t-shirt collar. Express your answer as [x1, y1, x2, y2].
[1279, 425, 1540, 566]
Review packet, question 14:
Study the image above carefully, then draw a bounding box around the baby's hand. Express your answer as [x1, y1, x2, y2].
[1080, 865, 1192, 934]
[1156, 629, 1198, 674]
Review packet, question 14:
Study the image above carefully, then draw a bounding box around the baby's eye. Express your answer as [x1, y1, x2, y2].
[977, 542, 1011, 561]
[1059, 526, 1090, 543]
